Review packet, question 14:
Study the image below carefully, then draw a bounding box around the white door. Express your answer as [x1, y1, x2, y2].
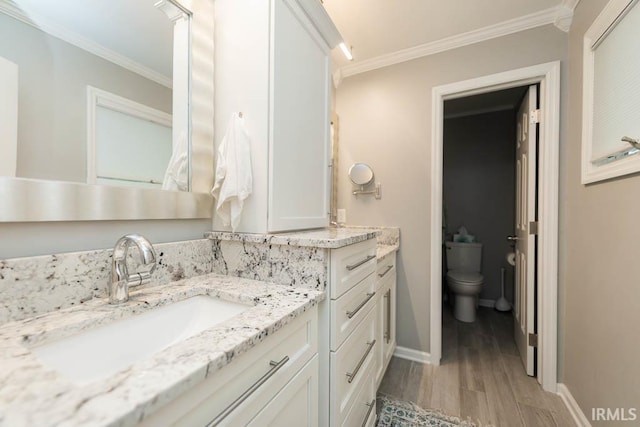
[512, 85, 537, 376]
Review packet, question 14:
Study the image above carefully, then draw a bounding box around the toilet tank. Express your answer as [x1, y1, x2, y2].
[445, 242, 482, 272]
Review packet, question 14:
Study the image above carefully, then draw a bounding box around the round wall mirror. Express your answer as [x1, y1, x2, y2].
[348, 163, 374, 186]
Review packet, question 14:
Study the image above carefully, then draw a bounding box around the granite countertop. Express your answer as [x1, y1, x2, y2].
[0, 274, 324, 427]
[377, 244, 399, 260]
[205, 227, 378, 249]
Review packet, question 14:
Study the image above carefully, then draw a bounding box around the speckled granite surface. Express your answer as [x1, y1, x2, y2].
[0, 274, 323, 427]
[344, 226, 400, 249]
[0, 239, 214, 325]
[211, 240, 328, 290]
[207, 227, 399, 287]
[377, 244, 398, 261]
[348, 227, 400, 259]
[205, 227, 378, 249]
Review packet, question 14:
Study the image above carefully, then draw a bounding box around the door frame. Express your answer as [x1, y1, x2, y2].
[429, 61, 560, 392]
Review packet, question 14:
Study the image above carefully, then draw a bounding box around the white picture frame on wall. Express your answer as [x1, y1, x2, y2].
[582, 0, 640, 184]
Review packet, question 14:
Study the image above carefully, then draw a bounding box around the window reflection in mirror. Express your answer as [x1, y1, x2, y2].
[0, 0, 190, 191]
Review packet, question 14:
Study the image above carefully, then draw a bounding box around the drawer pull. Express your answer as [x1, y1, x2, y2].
[346, 254, 376, 271]
[361, 399, 376, 427]
[378, 265, 393, 278]
[346, 292, 376, 319]
[207, 356, 289, 426]
[346, 340, 376, 383]
[384, 289, 391, 343]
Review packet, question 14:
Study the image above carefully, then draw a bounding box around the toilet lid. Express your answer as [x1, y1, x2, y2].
[447, 271, 483, 284]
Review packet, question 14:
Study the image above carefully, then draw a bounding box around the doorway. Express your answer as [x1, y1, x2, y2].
[441, 83, 538, 378]
[429, 62, 560, 392]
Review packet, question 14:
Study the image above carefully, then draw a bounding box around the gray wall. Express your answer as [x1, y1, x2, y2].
[0, 13, 172, 183]
[443, 110, 516, 302]
[562, 0, 640, 421]
[335, 25, 567, 355]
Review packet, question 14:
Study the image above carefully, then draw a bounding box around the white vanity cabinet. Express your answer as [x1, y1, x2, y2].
[375, 252, 397, 386]
[320, 238, 379, 426]
[139, 307, 318, 427]
[213, 0, 342, 233]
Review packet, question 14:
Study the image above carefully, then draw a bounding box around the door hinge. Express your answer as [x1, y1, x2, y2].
[529, 221, 538, 235]
[528, 333, 538, 348]
[530, 109, 541, 124]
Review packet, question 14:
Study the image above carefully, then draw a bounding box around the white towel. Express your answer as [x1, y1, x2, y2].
[162, 131, 189, 191]
[211, 113, 252, 231]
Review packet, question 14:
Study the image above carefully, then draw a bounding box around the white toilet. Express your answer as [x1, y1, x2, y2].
[445, 241, 483, 323]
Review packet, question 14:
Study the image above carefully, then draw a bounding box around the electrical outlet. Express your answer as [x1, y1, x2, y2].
[337, 209, 346, 224]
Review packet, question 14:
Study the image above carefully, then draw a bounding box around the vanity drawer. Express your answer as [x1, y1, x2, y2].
[341, 366, 376, 427]
[139, 307, 317, 427]
[330, 306, 377, 426]
[376, 252, 395, 290]
[247, 355, 318, 427]
[330, 272, 376, 350]
[330, 239, 377, 299]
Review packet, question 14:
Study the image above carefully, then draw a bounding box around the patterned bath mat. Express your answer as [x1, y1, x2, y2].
[376, 394, 478, 427]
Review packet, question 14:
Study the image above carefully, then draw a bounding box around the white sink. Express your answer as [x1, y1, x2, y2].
[31, 296, 250, 383]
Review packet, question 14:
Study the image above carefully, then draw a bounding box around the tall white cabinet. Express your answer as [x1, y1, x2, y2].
[214, 0, 341, 233]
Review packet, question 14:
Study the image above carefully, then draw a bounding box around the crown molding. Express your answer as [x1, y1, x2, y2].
[555, 0, 581, 32]
[298, 0, 343, 48]
[340, 5, 569, 79]
[560, 0, 582, 11]
[155, 0, 189, 23]
[0, 1, 172, 88]
[332, 67, 343, 88]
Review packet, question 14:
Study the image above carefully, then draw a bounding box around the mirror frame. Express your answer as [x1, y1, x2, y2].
[0, 0, 214, 222]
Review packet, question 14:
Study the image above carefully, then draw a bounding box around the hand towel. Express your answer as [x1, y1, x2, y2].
[162, 131, 189, 191]
[211, 113, 252, 230]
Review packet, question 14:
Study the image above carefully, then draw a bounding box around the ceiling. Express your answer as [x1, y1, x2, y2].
[9, 0, 174, 78]
[6, 1, 572, 86]
[323, 0, 567, 70]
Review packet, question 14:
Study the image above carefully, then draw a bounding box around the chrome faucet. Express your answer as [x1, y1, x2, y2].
[109, 234, 157, 304]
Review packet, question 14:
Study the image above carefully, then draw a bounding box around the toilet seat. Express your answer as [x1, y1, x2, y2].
[446, 270, 483, 285]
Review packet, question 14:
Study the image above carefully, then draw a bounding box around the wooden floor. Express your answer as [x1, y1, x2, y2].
[378, 305, 574, 427]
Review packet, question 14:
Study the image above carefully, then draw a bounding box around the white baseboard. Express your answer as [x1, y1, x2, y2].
[394, 346, 433, 364]
[478, 298, 496, 308]
[557, 383, 592, 427]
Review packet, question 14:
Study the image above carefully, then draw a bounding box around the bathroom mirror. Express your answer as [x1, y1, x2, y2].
[581, 0, 640, 184]
[348, 162, 374, 186]
[0, 0, 214, 221]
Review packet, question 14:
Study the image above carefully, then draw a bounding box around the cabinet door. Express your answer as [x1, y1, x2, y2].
[268, 0, 331, 232]
[248, 355, 318, 427]
[383, 277, 397, 366]
[374, 290, 385, 387]
[137, 308, 317, 427]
